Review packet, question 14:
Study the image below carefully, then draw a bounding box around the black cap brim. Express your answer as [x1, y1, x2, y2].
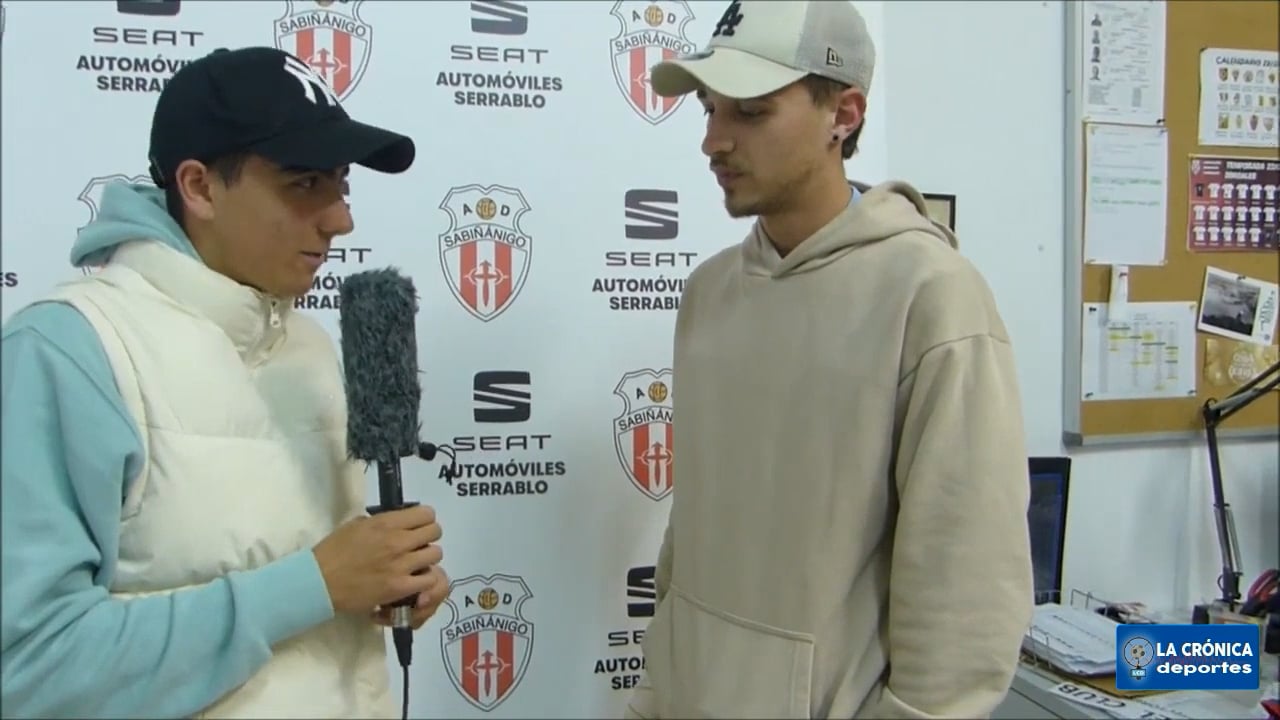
[249, 118, 415, 174]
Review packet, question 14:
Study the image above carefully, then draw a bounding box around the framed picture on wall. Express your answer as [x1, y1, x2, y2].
[921, 192, 957, 232]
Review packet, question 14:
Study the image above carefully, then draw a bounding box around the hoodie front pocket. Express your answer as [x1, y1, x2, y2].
[645, 583, 815, 719]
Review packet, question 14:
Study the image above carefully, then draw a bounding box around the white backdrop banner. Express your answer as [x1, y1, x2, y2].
[0, 1, 886, 717]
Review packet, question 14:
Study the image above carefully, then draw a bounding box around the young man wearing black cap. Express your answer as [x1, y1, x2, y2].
[626, 1, 1034, 718]
[1, 47, 445, 718]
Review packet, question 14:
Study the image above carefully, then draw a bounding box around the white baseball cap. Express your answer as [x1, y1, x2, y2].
[650, 0, 875, 100]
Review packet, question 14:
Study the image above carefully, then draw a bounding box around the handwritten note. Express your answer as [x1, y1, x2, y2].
[1083, 124, 1169, 266]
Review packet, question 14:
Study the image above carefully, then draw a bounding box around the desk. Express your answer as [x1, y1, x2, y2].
[994, 664, 1110, 719]
[993, 662, 1262, 719]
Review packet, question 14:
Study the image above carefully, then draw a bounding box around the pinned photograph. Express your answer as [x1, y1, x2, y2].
[1196, 266, 1279, 346]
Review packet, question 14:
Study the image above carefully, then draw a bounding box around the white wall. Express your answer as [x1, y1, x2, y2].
[881, 0, 1278, 614]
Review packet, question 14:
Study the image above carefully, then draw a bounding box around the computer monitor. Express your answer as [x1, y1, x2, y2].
[1028, 457, 1071, 605]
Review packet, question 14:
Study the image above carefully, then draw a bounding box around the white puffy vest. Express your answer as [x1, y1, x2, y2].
[44, 240, 394, 719]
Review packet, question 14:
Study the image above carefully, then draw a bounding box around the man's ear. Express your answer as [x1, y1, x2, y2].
[173, 159, 218, 223]
[831, 87, 867, 143]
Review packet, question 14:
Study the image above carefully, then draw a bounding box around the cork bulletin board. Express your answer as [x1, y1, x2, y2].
[1062, 1, 1279, 446]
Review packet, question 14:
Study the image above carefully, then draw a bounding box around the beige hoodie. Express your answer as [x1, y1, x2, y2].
[626, 181, 1034, 719]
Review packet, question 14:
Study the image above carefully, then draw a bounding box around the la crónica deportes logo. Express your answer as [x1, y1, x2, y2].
[1116, 623, 1260, 691]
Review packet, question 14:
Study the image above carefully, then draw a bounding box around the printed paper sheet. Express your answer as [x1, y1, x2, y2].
[1080, 1, 1166, 125]
[1198, 48, 1280, 149]
[1083, 124, 1169, 266]
[1081, 302, 1197, 401]
[1186, 155, 1280, 252]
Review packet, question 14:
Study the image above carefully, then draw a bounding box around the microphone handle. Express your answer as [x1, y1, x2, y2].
[375, 457, 406, 509]
[366, 458, 419, 625]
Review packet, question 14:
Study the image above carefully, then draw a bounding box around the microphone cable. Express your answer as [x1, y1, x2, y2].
[400, 661, 409, 720]
[417, 440, 459, 483]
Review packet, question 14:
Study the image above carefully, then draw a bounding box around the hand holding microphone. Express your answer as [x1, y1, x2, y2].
[312, 505, 443, 616]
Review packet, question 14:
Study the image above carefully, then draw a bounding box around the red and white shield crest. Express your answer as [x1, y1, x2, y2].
[441, 573, 535, 711]
[613, 368, 674, 501]
[609, 1, 697, 125]
[438, 184, 533, 322]
[273, 0, 372, 102]
[77, 174, 154, 275]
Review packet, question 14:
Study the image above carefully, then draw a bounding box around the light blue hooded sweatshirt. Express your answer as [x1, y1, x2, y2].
[0, 182, 335, 718]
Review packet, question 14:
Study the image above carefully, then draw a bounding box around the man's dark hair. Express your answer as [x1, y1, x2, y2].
[800, 74, 864, 160]
[162, 152, 252, 230]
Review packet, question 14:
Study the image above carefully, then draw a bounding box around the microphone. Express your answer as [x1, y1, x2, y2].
[338, 267, 422, 672]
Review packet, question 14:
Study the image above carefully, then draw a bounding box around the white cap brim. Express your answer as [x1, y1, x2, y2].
[650, 47, 807, 100]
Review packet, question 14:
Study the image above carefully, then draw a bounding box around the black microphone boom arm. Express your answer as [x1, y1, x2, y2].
[1201, 358, 1280, 608]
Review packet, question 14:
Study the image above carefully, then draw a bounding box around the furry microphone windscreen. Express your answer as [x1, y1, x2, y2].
[338, 268, 422, 464]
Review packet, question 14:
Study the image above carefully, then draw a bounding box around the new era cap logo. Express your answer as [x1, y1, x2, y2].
[283, 55, 341, 107]
[624, 189, 679, 240]
[712, 0, 744, 38]
[825, 48, 843, 68]
[471, 0, 527, 35]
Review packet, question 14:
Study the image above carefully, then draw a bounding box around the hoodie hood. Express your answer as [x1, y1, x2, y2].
[743, 180, 959, 278]
[72, 182, 200, 268]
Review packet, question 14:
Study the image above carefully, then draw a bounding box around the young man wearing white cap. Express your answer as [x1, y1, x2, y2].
[627, 1, 1034, 718]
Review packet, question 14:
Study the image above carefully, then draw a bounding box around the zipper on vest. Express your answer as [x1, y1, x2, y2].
[268, 300, 282, 328]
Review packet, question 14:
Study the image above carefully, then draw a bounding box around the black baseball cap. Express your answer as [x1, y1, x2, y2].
[147, 46, 415, 187]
